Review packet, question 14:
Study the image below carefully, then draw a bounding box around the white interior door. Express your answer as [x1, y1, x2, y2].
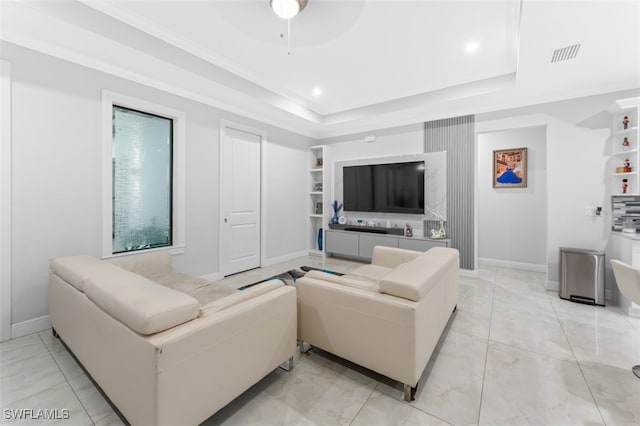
[221, 126, 261, 276]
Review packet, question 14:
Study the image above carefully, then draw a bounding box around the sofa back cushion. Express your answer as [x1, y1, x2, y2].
[305, 270, 380, 292]
[379, 247, 459, 301]
[52, 255, 200, 335]
[84, 266, 200, 335]
[50, 255, 109, 292]
[108, 251, 172, 279]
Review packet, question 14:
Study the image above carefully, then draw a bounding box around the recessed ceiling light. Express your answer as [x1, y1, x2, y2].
[465, 41, 479, 53]
[312, 87, 323, 96]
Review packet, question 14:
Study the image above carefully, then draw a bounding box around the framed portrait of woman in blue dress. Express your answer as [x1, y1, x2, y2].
[493, 147, 527, 188]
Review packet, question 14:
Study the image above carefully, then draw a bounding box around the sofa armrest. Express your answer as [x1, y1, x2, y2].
[147, 285, 297, 425]
[371, 246, 422, 269]
[379, 247, 459, 302]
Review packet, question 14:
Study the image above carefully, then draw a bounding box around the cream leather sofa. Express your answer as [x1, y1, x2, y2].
[49, 252, 296, 426]
[296, 246, 459, 401]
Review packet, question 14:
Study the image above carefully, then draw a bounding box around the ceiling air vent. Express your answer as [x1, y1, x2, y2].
[551, 44, 581, 63]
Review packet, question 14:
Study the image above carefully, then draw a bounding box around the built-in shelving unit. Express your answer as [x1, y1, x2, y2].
[308, 145, 329, 256]
[611, 99, 640, 195]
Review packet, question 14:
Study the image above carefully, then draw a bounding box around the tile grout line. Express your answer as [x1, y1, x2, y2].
[475, 267, 498, 425]
[545, 294, 608, 426]
[37, 331, 97, 426]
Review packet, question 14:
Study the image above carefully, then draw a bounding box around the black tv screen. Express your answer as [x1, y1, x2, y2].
[343, 161, 425, 214]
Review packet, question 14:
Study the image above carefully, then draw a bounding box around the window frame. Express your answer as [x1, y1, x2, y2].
[101, 90, 186, 258]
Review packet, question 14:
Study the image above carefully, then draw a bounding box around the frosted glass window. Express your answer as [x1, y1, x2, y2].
[112, 106, 173, 253]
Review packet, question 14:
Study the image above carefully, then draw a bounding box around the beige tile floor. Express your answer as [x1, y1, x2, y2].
[1, 256, 639, 425]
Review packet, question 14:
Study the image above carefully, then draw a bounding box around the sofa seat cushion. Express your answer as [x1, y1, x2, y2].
[305, 270, 380, 292]
[83, 265, 200, 335]
[151, 272, 236, 306]
[379, 247, 458, 302]
[200, 280, 283, 315]
[348, 264, 393, 282]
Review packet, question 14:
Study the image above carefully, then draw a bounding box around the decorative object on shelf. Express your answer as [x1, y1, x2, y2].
[405, 224, 413, 237]
[331, 200, 343, 224]
[617, 166, 626, 173]
[493, 147, 527, 188]
[425, 206, 447, 239]
[623, 178, 629, 194]
[313, 182, 323, 191]
[315, 157, 323, 167]
[315, 202, 323, 214]
[338, 215, 347, 225]
[623, 115, 630, 129]
[317, 227, 323, 250]
[624, 158, 632, 172]
[623, 137, 630, 150]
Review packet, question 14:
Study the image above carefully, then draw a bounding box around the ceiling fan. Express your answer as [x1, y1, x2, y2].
[270, 0, 309, 19]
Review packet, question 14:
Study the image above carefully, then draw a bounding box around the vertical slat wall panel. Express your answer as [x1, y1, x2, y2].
[425, 115, 475, 270]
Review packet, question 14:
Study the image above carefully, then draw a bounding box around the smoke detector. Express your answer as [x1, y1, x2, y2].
[551, 44, 581, 63]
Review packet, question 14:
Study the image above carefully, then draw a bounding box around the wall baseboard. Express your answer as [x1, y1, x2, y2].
[11, 315, 51, 339]
[479, 257, 547, 273]
[262, 250, 308, 268]
[460, 269, 479, 278]
[546, 280, 560, 292]
[200, 272, 220, 282]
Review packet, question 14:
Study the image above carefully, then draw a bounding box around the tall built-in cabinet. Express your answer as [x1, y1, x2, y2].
[308, 145, 329, 256]
[611, 100, 640, 195]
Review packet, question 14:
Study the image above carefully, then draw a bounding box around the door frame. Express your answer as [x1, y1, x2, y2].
[218, 119, 267, 277]
[1, 60, 12, 342]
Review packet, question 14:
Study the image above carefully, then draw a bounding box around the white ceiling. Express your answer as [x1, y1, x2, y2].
[1, 0, 639, 139]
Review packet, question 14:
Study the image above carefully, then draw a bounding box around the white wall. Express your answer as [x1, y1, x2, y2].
[3, 42, 310, 328]
[477, 126, 547, 269]
[322, 124, 430, 232]
[476, 90, 640, 291]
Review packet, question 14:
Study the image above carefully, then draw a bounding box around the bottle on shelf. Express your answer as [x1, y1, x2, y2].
[623, 115, 630, 129]
[623, 178, 629, 194]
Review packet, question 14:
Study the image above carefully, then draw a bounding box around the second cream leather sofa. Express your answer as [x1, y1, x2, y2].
[296, 246, 459, 401]
[49, 251, 297, 426]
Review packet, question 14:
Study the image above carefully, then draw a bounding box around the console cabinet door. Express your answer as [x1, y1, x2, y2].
[359, 234, 398, 259]
[398, 238, 448, 252]
[325, 230, 359, 257]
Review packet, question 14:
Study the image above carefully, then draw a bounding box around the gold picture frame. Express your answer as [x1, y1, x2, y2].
[493, 147, 527, 188]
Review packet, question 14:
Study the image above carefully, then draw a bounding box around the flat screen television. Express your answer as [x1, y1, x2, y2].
[343, 161, 425, 214]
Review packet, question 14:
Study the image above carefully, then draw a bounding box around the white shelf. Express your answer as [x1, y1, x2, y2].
[308, 145, 329, 256]
[611, 101, 640, 202]
[613, 149, 639, 156]
[615, 127, 639, 135]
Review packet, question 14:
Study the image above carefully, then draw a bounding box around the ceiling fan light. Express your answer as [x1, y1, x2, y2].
[270, 0, 301, 19]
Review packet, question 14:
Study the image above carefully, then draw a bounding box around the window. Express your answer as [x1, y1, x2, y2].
[102, 91, 185, 257]
[112, 106, 173, 253]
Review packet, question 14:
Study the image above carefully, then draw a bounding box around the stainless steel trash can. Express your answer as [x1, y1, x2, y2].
[559, 247, 605, 306]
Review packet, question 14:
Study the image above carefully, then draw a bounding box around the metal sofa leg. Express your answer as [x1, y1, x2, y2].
[403, 383, 417, 402]
[279, 356, 294, 372]
[299, 340, 311, 354]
